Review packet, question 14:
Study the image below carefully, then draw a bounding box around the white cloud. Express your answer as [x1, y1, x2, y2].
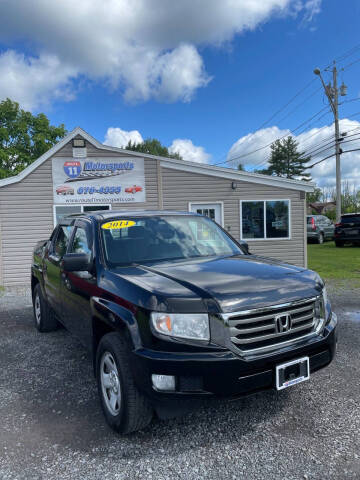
[0, 50, 77, 110]
[104, 127, 143, 148]
[297, 119, 360, 187]
[302, 0, 322, 22]
[226, 126, 290, 167]
[226, 119, 360, 188]
[169, 139, 211, 163]
[0, 0, 320, 109]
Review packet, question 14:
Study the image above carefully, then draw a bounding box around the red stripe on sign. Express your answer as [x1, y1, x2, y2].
[64, 161, 81, 167]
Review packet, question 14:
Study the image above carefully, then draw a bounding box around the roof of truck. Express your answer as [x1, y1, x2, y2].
[65, 210, 197, 221]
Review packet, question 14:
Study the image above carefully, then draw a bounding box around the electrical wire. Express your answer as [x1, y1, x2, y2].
[306, 147, 360, 169]
[215, 105, 330, 167]
[249, 109, 333, 170]
[213, 42, 360, 170]
[255, 78, 317, 131]
[342, 57, 360, 71]
[335, 43, 360, 64]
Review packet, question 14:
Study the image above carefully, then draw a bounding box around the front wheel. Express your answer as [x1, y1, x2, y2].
[96, 333, 153, 434]
[335, 241, 344, 248]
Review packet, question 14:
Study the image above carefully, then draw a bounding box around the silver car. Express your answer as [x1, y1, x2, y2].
[307, 215, 335, 244]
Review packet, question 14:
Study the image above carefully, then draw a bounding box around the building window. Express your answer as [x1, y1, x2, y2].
[54, 205, 111, 226]
[241, 200, 290, 240]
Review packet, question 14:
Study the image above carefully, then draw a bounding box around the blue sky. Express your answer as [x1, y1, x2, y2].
[0, 0, 360, 187]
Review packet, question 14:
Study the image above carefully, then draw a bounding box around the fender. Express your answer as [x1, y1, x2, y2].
[90, 296, 143, 349]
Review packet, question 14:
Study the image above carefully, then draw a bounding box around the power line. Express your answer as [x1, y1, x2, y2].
[255, 78, 317, 131]
[307, 146, 360, 169]
[239, 117, 360, 172]
[272, 87, 323, 126]
[336, 44, 360, 63]
[250, 109, 333, 170]
[214, 42, 360, 170]
[216, 105, 330, 167]
[342, 57, 360, 71]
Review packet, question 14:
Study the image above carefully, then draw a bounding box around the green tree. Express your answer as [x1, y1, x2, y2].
[0, 98, 66, 179]
[237, 163, 245, 171]
[125, 138, 182, 160]
[265, 136, 311, 181]
[307, 186, 322, 204]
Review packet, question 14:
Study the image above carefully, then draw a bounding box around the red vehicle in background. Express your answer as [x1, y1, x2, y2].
[125, 185, 142, 194]
[56, 185, 74, 195]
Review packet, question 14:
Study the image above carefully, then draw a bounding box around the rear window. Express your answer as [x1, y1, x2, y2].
[341, 215, 360, 224]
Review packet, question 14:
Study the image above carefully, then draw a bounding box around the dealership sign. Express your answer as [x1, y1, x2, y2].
[52, 157, 145, 204]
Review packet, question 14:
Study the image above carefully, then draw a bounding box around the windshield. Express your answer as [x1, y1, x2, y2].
[101, 215, 243, 266]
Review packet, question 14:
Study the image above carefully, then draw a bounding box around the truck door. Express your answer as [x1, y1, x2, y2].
[61, 219, 96, 348]
[43, 223, 73, 317]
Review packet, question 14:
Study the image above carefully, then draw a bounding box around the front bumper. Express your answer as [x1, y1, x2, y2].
[130, 313, 337, 411]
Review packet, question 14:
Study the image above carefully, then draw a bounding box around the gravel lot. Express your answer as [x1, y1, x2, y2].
[0, 283, 359, 480]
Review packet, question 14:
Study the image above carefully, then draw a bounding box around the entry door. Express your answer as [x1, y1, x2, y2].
[190, 203, 223, 226]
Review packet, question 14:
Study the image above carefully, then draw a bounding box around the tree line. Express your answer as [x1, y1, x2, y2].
[0, 98, 182, 179]
[1, 97, 358, 215]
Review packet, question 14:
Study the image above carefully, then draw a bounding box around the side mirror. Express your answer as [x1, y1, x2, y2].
[240, 241, 250, 254]
[62, 253, 90, 272]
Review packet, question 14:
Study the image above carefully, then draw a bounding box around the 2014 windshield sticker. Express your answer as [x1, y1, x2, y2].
[101, 220, 136, 230]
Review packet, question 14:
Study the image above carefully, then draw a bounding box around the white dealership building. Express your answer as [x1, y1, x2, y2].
[0, 127, 314, 287]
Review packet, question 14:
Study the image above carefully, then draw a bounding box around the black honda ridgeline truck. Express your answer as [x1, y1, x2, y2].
[31, 211, 337, 434]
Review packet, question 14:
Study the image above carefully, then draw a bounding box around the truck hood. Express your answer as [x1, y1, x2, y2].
[109, 254, 322, 313]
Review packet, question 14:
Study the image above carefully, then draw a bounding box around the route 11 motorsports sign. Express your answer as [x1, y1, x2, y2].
[52, 157, 145, 204]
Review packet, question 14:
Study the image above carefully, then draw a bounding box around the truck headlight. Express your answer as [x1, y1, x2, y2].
[322, 285, 328, 308]
[151, 313, 210, 341]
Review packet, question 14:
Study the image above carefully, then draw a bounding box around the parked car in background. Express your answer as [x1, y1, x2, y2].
[125, 185, 142, 194]
[56, 185, 74, 195]
[307, 215, 335, 244]
[334, 213, 360, 247]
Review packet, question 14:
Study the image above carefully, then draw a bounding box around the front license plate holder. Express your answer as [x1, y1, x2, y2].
[276, 356, 310, 391]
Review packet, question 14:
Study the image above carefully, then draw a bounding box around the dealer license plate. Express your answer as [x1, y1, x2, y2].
[276, 357, 310, 391]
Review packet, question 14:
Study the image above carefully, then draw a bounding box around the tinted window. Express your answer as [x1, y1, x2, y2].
[54, 226, 72, 257]
[101, 215, 242, 266]
[266, 201, 289, 238]
[341, 215, 360, 224]
[242, 200, 289, 239]
[70, 227, 91, 255]
[307, 217, 314, 224]
[242, 202, 264, 239]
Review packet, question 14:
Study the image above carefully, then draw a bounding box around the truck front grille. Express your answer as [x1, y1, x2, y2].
[223, 297, 323, 355]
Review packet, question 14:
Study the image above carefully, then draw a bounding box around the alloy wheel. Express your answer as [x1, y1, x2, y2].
[100, 352, 122, 416]
[34, 294, 41, 325]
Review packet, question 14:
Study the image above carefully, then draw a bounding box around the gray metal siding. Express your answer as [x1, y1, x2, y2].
[161, 167, 305, 267]
[0, 160, 54, 286]
[0, 140, 160, 286]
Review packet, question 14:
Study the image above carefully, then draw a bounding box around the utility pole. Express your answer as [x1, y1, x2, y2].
[314, 62, 346, 223]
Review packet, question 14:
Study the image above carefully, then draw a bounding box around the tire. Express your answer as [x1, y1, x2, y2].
[32, 284, 58, 332]
[335, 241, 344, 248]
[317, 232, 324, 244]
[96, 332, 153, 434]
